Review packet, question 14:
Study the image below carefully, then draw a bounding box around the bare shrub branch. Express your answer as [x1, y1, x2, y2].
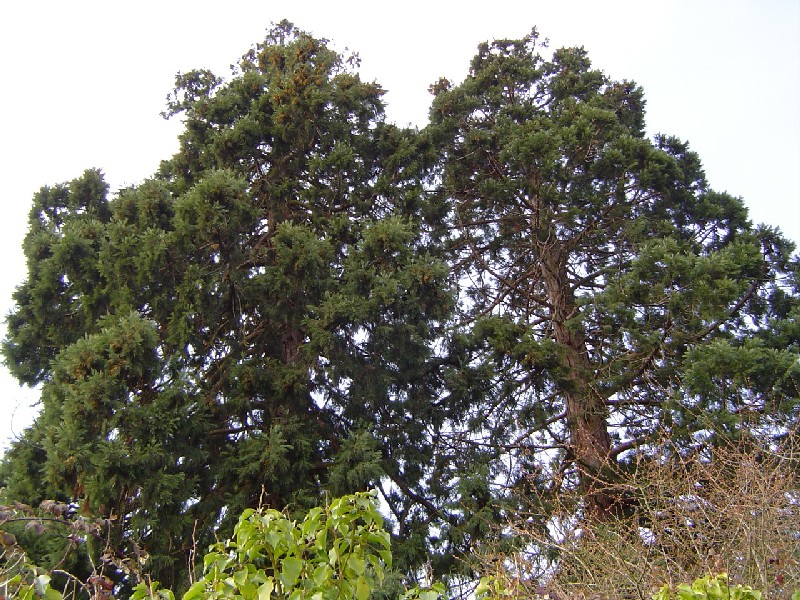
[474, 430, 800, 599]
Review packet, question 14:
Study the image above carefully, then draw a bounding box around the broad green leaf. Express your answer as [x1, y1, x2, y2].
[312, 564, 333, 586]
[474, 578, 491, 596]
[280, 556, 303, 588]
[257, 579, 274, 600]
[355, 576, 371, 600]
[240, 508, 256, 521]
[183, 581, 206, 600]
[233, 568, 249, 587]
[44, 588, 64, 600]
[347, 554, 366, 576]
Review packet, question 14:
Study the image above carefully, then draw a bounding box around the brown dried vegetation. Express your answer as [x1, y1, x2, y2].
[476, 432, 800, 599]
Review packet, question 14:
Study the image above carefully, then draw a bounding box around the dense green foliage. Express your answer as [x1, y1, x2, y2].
[652, 574, 766, 600]
[1, 22, 455, 593]
[0, 492, 451, 599]
[427, 28, 800, 517]
[2, 492, 789, 599]
[131, 491, 447, 600]
[2, 21, 798, 597]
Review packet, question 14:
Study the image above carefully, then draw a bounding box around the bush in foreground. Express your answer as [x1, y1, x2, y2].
[5, 489, 798, 599]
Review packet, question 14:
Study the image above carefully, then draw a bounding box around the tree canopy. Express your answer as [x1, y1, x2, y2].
[427, 29, 800, 518]
[2, 21, 798, 597]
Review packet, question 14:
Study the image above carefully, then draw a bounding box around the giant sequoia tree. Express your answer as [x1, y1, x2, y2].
[429, 30, 800, 518]
[1, 23, 799, 595]
[1, 22, 455, 591]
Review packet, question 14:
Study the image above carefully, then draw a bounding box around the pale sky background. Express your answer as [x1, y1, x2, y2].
[1, 0, 798, 455]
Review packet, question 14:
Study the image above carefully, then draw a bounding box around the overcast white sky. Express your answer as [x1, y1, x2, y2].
[1, 0, 798, 454]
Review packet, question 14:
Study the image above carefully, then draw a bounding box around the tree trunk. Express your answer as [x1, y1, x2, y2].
[540, 241, 615, 520]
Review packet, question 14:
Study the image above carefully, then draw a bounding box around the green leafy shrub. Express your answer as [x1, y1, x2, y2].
[131, 490, 446, 600]
[652, 573, 763, 600]
[7, 492, 796, 600]
[0, 545, 63, 600]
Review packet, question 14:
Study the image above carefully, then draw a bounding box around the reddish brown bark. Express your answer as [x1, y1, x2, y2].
[540, 238, 614, 520]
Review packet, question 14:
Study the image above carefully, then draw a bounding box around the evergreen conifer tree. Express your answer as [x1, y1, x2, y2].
[1, 22, 454, 591]
[1, 24, 798, 596]
[428, 29, 800, 519]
